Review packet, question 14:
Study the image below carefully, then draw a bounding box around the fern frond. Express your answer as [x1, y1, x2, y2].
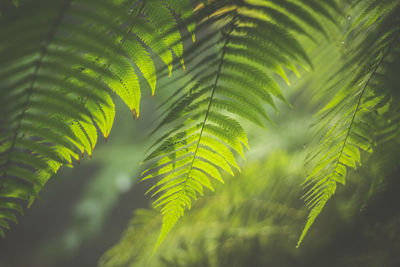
[142, 0, 337, 249]
[0, 0, 190, 236]
[298, 0, 400, 247]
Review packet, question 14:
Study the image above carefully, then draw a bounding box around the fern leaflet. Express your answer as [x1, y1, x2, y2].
[298, 0, 400, 246]
[142, 0, 337, 249]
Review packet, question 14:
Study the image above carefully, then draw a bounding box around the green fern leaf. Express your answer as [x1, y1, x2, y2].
[0, 0, 190, 235]
[297, 0, 400, 247]
[143, 0, 334, 249]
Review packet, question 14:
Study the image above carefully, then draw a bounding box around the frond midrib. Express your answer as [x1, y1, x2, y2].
[179, 16, 238, 195]
[1, 0, 71, 183]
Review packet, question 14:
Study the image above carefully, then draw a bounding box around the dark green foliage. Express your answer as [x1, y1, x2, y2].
[298, 0, 400, 246]
[0, 0, 188, 237]
[141, 0, 339, 248]
[1, 0, 400, 256]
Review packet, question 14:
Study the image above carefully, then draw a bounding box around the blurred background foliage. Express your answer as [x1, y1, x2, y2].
[1, 2, 400, 267]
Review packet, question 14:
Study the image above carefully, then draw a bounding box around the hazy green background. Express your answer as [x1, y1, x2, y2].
[0, 18, 400, 267]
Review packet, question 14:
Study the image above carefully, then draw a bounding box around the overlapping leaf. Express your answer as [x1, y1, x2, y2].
[0, 0, 190, 236]
[142, 0, 338, 249]
[298, 0, 400, 246]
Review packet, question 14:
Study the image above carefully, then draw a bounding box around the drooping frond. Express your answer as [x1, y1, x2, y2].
[0, 0, 190, 237]
[298, 0, 400, 247]
[142, 0, 339, 249]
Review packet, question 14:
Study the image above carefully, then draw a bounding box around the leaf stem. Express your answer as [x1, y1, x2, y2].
[184, 15, 238, 191]
[331, 33, 399, 181]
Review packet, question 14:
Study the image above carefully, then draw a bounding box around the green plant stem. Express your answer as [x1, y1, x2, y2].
[184, 16, 238, 192]
[330, 33, 399, 184]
